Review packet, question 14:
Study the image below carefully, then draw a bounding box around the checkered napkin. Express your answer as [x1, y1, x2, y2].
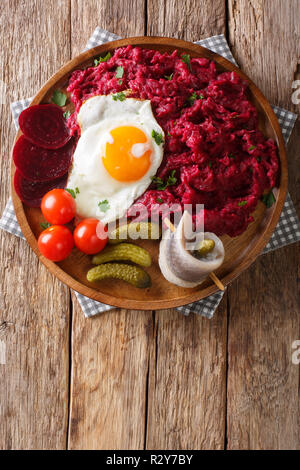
[1, 29, 299, 319]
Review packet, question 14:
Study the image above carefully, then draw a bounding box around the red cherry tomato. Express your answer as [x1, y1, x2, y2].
[74, 218, 108, 255]
[38, 225, 74, 261]
[41, 189, 76, 225]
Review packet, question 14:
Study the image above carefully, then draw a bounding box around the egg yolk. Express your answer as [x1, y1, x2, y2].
[102, 126, 152, 182]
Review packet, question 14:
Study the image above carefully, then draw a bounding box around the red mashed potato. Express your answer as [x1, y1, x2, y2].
[67, 46, 279, 237]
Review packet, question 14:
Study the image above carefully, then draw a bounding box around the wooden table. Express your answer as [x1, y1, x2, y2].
[0, 0, 299, 450]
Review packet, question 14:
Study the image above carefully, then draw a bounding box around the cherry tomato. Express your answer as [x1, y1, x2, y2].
[38, 225, 74, 261]
[74, 218, 108, 255]
[41, 189, 76, 225]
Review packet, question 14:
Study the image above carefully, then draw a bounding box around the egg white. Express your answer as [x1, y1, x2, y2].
[67, 95, 164, 224]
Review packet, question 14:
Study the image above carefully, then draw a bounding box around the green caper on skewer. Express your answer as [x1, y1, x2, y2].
[196, 239, 215, 257]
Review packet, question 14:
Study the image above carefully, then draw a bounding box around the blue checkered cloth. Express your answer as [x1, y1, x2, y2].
[1, 28, 299, 319]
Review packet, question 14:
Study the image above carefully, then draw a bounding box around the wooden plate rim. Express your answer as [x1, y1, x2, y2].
[11, 36, 288, 310]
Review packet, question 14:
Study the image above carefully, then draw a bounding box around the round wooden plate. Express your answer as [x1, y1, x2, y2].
[11, 36, 288, 310]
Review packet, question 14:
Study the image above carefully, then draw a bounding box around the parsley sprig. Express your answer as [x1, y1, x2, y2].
[261, 190, 276, 208]
[65, 187, 80, 199]
[181, 54, 191, 71]
[112, 92, 126, 101]
[152, 130, 164, 145]
[152, 170, 177, 191]
[115, 66, 124, 79]
[64, 110, 71, 120]
[237, 200, 248, 207]
[187, 92, 204, 106]
[98, 200, 110, 212]
[51, 90, 67, 107]
[94, 52, 112, 66]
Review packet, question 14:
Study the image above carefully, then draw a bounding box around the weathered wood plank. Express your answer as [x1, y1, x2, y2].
[147, 0, 226, 40]
[145, 0, 228, 450]
[0, 0, 71, 450]
[227, 0, 300, 450]
[68, 0, 152, 450]
[69, 308, 152, 449]
[146, 305, 228, 450]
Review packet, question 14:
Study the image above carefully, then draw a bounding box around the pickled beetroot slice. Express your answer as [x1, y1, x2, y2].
[14, 170, 68, 207]
[13, 135, 74, 182]
[19, 104, 71, 149]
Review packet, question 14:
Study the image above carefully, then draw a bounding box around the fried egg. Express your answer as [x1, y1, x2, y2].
[67, 94, 164, 224]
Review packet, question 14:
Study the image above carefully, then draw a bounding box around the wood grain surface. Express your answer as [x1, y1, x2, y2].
[226, 0, 300, 450]
[0, 0, 299, 450]
[0, 0, 71, 450]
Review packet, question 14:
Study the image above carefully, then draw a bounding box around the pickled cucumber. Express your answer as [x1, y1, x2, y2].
[87, 263, 151, 288]
[109, 222, 161, 244]
[196, 239, 215, 256]
[92, 243, 151, 267]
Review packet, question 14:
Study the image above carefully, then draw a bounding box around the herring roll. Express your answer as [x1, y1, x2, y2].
[158, 211, 225, 288]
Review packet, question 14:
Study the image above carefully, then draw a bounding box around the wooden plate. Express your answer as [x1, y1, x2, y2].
[11, 36, 288, 310]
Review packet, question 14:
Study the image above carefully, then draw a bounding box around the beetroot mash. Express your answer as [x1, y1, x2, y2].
[67, 46, 279, 237]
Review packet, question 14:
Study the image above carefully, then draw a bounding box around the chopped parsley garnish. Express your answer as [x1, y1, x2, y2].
[238, 200, 248, 207]
[257, 156, 262, 163]
[115, 66, 124, 79]
[40, 222, 51, 230]
[181, 54, 191, 70]
[152, 170, 177, 191]
[187, 92, 198, 106]
[208, 161, 212, 168]
[118, 79, 123, 85]
[156, 197, 163, 203]
[187, 91, 204, 106]
[164, 73, 173, 80]
[152, 130, 164, 145]
[98, 199, 110, 212]
[94, 52, 112, 66]
[63, 110, 71, 120]
[112, 92, 126, 101]
[167, 170, 177, 186]
[75, 187, 80, 194]
[65, 188, 78, 199]
[261, 190, 276, 208]
[151, 176, 165, 189]
[51, 90, 67, 107]
[249, 145, 257, 151]
[228, 153, 236, 159]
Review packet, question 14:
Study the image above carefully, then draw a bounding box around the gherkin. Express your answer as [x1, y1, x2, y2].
[87, 263, 151, 288]
[92, 243, 151, 267]
[109, 222, 161, 244]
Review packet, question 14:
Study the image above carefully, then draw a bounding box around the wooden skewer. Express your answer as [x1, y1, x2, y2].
[163, 218, 225, 291]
